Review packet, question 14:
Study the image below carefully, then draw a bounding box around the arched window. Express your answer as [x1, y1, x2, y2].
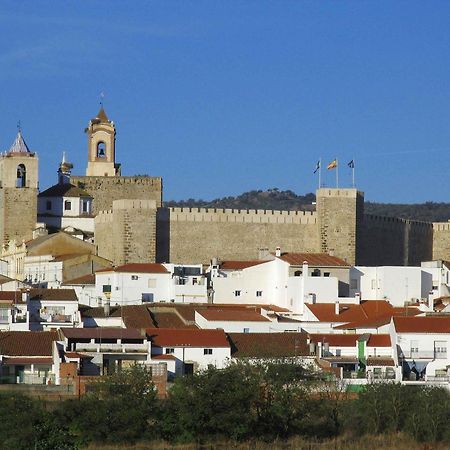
[97, 141, 106, 158]
[16, 164, 26, 187]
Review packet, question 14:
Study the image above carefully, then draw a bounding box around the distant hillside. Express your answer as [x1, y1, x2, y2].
[165, 189, 450, 222]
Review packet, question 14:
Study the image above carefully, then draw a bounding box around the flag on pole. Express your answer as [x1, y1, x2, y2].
[348, 160, 355, 169]
[327, 159, 337, 170]
[313, 160, 321, 174]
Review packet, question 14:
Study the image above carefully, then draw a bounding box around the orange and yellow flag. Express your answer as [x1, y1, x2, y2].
[327, 159, 337, 170]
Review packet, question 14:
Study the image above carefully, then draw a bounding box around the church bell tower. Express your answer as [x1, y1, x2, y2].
[85, 107, 120, 177]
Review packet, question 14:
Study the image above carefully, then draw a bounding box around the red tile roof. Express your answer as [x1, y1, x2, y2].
[3, 357, 53, 365]
[220, 260, 268, 270]
[197, 309, 270, 322]
[97, 263, 169, 274]
[228, 332, 309, 358]
[152, 354, 177, 360]
[147, 328, 230, 348]
[278, 253, 350, 267]
[393, 316, 450, 333]
[30, 288, 78, 302]
[0, 331, 58, 356]
[63, 274, 95, 285]
[0, 291, 20, 302]
[367, 357, 395, 367]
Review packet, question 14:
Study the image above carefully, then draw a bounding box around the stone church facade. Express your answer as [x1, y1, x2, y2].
[1, 108, 449, 267]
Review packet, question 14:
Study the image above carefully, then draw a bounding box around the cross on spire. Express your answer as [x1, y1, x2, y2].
[17, 120, 21, 133]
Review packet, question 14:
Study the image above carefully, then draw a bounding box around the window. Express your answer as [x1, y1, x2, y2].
[294, 270, 302, 277]
[234, 290, 241, 297]
[324, 272, 330, 277]
[165, 348, 174, 354]
[64, 200, 71, 211]
[434, 341, 447, 358]
[243, 328, 250, 333]
[102, 285, 111, 293]
[82, 200, 89, 213]
[97, 141, 106, 158]
[371, 279, 376, 290]
[410, 340, 419, 354]
[131, 275, 138, 280]
[46, 200, 52, 211]
[16, 164, 26, 188]
[311, 269, 321, 277]
[204, 348, 213, 355]
[256, 290, 262, 297]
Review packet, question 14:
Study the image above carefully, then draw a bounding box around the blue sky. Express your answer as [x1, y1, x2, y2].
[1, 1, 450, 203]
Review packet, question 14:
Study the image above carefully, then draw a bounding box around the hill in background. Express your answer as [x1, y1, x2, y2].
[166, 189, 450, 223]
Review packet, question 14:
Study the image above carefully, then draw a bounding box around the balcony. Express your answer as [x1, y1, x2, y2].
[38, 314, 73, 324]
[400, 350, 448, 360]
[73, 343, 147, 353]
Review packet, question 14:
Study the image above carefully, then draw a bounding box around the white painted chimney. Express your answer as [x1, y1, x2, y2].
[355, 292, 361, 304]
[335, 301, 340, 315]
[302, 261, 309, 277]
[104, 298, 111, 317]
[275, 246, 281, 257]
[428, 291, 434, 311]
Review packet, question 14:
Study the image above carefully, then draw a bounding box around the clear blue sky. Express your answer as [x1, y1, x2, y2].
[1, 1, 450, 203]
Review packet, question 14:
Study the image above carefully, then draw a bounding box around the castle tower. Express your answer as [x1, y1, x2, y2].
[85, 107, 120, 177]
[316, 188, 364, 266]
[0, 131, 38, 245]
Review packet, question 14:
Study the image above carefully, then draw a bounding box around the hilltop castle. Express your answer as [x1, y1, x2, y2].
[2, 108, 450, 267]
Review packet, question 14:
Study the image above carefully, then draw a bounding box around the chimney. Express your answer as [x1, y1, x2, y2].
[335, 301, 340, 315]
[302, 261, 309, 277]
[428, 291, 434, 311]
[103, 297, 110, 317]
[275, 246, 281, 257]
[355, 292, 361, 304]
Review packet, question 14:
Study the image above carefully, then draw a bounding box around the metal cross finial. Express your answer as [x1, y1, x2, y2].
[17, 120, 21, 133]
[99, 91, 105, 107]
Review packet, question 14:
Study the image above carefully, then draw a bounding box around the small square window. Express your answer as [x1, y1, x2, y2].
[234, 290, 241, 297]
[165, 348, 174, 354]
[64, 200, 71, 211]
[131, 275, 138, 281]
[204, 348, 213, 355]
[256, 291, 262, 297]
[243, 328, 250, 333]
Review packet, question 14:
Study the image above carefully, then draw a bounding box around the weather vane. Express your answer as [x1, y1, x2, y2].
[17, 120, 21, 133]
[99, 91, 105, 107]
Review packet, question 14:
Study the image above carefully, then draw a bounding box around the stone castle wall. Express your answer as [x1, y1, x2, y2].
[160, 207, 319, 264]
[359, 214, 433, 266]
[0, 188, 38, 245]
[95, 199, 157, 265]
[71, 175, 162, 214]
[432, 222, 450, 261]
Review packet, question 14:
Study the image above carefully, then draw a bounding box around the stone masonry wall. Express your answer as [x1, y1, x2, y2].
[432, 222, 450, 261]
[359, 215, 433, 266]
[316, 189, 363, 266]
[0, 188, 38, 246]
[163, 208, 319, 264]
[71, 175, 162, 214]
[95, 199, 157, 265]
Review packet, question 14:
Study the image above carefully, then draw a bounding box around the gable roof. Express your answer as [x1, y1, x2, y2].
[97, 263, 169, 274]
[39, 183, 92, 198]
[228, 332, 309, 358]
[220, 260, 269, 270]
[26, 231, 95, 257]
[278, 252, 350, 267]
[393, 316, 450, 333]
[0, 331, 58, 356]
[147, 328, 229, 348]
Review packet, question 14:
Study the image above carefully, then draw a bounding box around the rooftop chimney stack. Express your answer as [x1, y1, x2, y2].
[302, 261, 309, 278]
[275, 246, 281, 257]
[335, 301, 340, 315]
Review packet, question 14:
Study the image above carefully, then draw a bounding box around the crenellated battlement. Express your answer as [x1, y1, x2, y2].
[168, 207, 317, 224]
[365, 214, 433, 229]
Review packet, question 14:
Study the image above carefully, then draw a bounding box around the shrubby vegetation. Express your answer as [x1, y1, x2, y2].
[0, 363, 449, 449]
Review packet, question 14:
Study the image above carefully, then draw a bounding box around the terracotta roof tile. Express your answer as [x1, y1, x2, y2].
[0, 331, 58, 356]
[63, 274, 95, 285]
[393, 316, 450, 333]
[30, 288, 78, 302]
[39, 184, 92, 198]
[3, 357, 53, 365]
[278, 253, 350, 267]
[97, 263, 169, 274]
[147, 328, 229, 348]
[367, 357, 395, 366]
[228, 332, 309, 358]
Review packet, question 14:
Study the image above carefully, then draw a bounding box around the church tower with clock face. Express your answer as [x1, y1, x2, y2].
[85, 107, 120, 177]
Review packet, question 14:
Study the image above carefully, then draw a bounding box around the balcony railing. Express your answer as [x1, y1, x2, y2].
[425, 376, 450, 383]
[400, 351, 448, 360]
[73, 343, 147, 353]
[38, 314, 73, 324]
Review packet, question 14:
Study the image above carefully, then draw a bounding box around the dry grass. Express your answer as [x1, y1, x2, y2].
[85, 433, 448, 450]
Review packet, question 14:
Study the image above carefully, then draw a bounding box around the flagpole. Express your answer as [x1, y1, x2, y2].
[336, 158, 339, 188]
[318, 157, 322, 189]
[352, 158, 355, 188]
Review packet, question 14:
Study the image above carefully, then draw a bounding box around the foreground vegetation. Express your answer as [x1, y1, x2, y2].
[1, 363, 449, 449]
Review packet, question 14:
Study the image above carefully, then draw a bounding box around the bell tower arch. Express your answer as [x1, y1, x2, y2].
[85, 107, 120, 176]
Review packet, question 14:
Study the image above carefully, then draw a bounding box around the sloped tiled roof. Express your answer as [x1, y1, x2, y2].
[97, 263, 169, 274]
[63, 274, 95, 286]
[147, 328, 229, 348]
[220, 260, 268, 270]
[278, 253, 350, 267]
[39, 183, 92, 198]
[29, 288, 78, 302]
[0, 331, 58, 356]
[228, 332, 309, 358]
[7, 131, 30, 154]
[393, 316, 450, 333]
